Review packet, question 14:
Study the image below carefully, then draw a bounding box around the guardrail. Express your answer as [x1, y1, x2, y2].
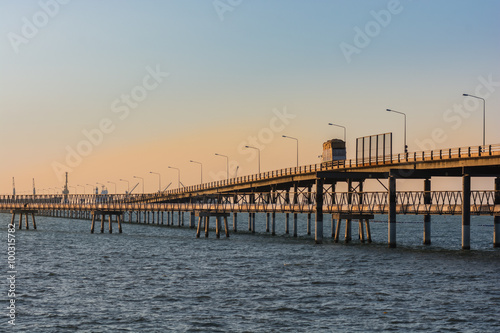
[1, 191, 498, 216]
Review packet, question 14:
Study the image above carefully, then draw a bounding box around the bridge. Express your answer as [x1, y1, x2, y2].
[2, 144, 500, 250]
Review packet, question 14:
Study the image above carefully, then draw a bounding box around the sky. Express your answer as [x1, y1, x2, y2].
[1, 0, 499, 194]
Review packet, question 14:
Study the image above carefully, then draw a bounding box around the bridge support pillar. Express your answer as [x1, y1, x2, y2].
[31, 213, 37, 230]
[493, 178, 500, 248]
[196, 216, 202, 238]
[216, 216, 220, 238]
[205, 216, 210, 238]
[248, 213, 252, 232]
[224, 216, 230, 238]
[365, 219, 372, 243]
[345, 219, 352, 243]
[91, 212, 96, 233]
[252, 213, 255, 234]
[266, 213, 270, 232]
[271, 212, 276, 236]
[292, 213, 297, 237]
[285, 213, 289, 234]
[331, 215, 335, 238]
[358, 220, 365, 243]
[190, 212, 195, 228]
[233, 213, 237, 232]
[462, 174, 471, 250]
[117, 214, 122, 233]
[315, 178, 324, 244]
[346, 180, 353, 243]
[109, 215, 113, 233]
[10, 210, 37, 230]
[334, 219, 341, 243]
[100, 214, 105, 233]
[388, 176, 397, 248]
[424, 179, 432, 245]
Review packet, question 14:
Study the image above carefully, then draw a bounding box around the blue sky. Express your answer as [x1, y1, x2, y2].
[1, 0, 499, 193]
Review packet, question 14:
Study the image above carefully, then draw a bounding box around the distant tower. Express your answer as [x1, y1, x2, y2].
[12, 177, 16, 196]
[62, 172, 70, 195]
[33, 178, 36, 195]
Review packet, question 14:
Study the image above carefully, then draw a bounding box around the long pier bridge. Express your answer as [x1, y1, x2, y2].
[2, 144, 500, 250]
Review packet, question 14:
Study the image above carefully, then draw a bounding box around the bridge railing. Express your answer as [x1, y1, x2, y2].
[355, 144, 500, 166]
[1, 191, 497, 215]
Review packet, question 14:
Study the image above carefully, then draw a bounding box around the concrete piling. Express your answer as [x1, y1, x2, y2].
[345, 219, 352, 243]
[462, 174, 471, 250]
[271, 212, 276, 236]
[334, 219, 341, 243]
[358, 220, 365, 243]
[365, 219, 372, 243]
[216, 216, 220, 238]
[388, 176, 397, 248]
[293, 213, 298, 237]
[224, 216, 229, 238]
[315, 178, 324, 244]
[424, 178, 432, 245]
[494, 178, 500, 248]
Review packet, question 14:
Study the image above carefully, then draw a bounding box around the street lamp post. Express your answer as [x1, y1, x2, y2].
[463, 94, 486, 146]
[328, 123, 347, 142]
[107, 181, 117, 194]
[149, 172, 162, 192]
[386, 109, 408, 154]
[245, 146, 261, 174]
[215, 153, 229, 180]
[189, 160, 203, 183]
[168, 167, 181, 188]
[282, 135, 299, 168]
[133, 176, 144, 194]
[119, 179, 130, 194]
